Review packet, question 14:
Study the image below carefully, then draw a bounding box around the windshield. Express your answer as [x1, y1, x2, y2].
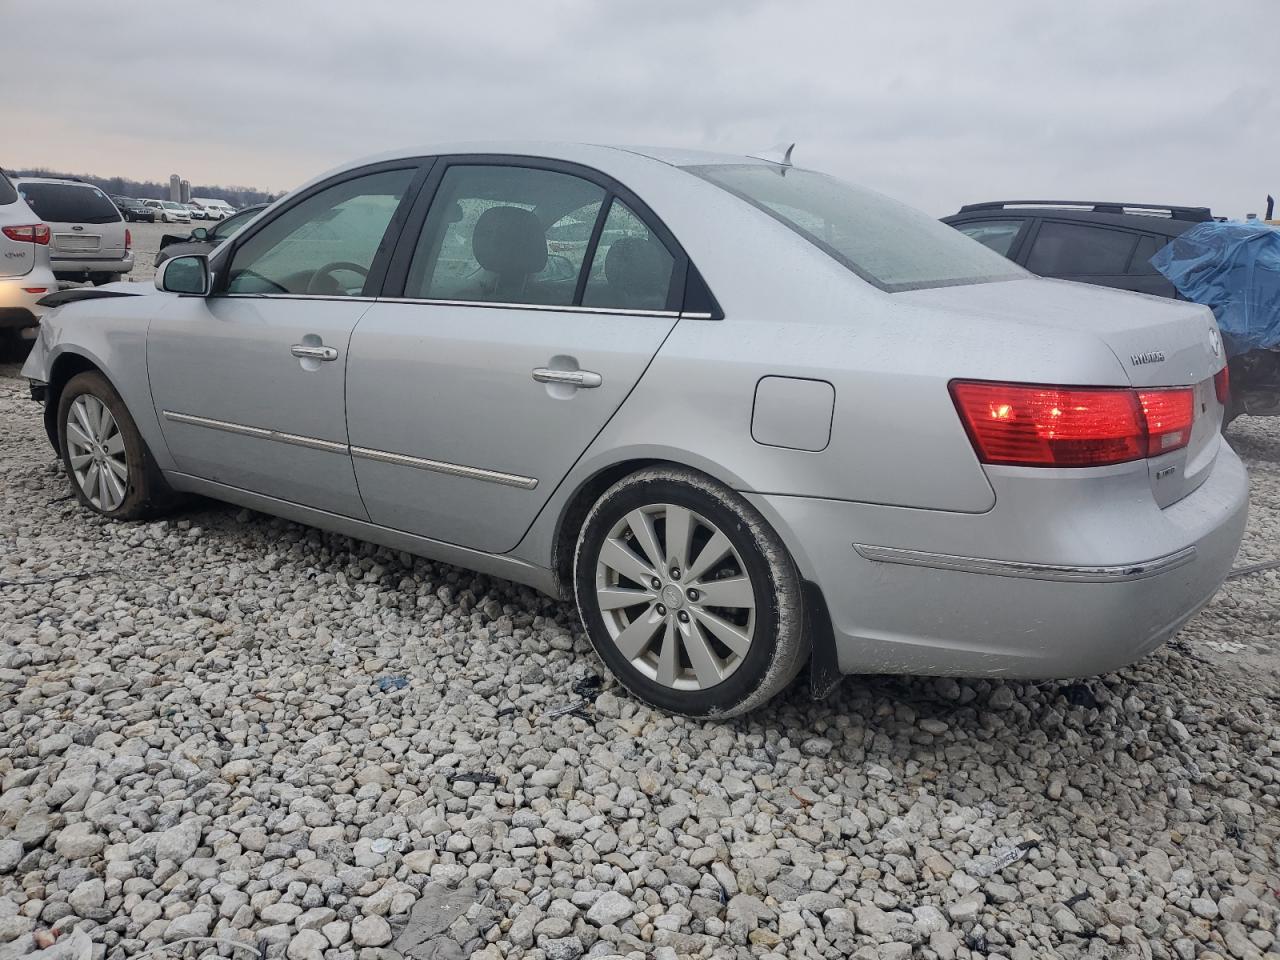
[164, 202, 184, 210]
[19, 182, 122, 224]
[685, 164, 1025, 292]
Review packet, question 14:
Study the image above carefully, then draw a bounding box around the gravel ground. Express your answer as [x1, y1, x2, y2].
[0, 367, 1278, 960]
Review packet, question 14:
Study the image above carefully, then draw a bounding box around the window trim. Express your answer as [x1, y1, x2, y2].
[209, 158, 436, 299]
[381, 154, 716, 317]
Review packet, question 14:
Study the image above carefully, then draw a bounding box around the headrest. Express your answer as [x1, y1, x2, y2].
[605, 236, 670, 299]
[473, 206, 547, 276]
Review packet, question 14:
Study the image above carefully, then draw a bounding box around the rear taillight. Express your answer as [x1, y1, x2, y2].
[1214, 365, 1230, 406]
[125, 229, 132, 251]
[951, 380, 1196, 468]
[2, 224, 50, 245]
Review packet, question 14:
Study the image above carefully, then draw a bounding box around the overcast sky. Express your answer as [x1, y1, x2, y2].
[4, 1, 1278, 216]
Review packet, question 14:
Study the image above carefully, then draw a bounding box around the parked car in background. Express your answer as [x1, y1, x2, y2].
[20, 144, 1245, 717]
[112, 196, 156, 223]
[143, 200, 191, 223]
[14, 177, 133, 285]
[942, 200, 1211, 297]
[191, 198, 234, 220]
[0, 168, 56, 343]
[183, 203, 206, 221]
[155, 202, 267, 266]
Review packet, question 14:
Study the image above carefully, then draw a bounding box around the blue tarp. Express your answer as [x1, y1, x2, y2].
[1151, 221, 1280, 356]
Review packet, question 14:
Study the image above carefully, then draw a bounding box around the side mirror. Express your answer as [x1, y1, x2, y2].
[156, 255, 210, 295]
[191, 227, 209, 241]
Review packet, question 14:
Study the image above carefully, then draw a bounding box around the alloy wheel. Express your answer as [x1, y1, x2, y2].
[594, 503, 757, 691]
[66, 394, 129, 511]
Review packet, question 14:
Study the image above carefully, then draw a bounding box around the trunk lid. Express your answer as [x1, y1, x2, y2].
[899, 276, 1227, 506]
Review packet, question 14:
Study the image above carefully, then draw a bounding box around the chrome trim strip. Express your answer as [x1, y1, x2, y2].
[221, 293, 379, 302]
[161, 411, 348, 454]
[350, 446, 538, 490]
[852, 543, 1197, 583]
[375, 296, 680, 319]
[162, 411, 538, 489]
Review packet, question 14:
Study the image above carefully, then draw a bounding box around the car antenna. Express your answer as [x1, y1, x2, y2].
[749, 142, 795, 166]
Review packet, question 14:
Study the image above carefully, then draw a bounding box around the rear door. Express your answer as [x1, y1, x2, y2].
[1022, 220, 1142, 292]
[345, 158, 689, 554]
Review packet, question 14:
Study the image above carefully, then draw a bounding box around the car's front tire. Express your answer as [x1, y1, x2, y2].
[574, 466, 807, 718]
[58, 371, 172, 520]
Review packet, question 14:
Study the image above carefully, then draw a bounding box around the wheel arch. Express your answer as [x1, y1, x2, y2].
[43, 350, 115, 451]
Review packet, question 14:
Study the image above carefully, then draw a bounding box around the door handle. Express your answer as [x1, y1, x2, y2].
[291, 344, 338, 362]
[532, 367, 602, 388]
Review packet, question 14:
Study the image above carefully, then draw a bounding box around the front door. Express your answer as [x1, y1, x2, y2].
[346, 160, 686, 553]
[147, 165, 420, 517]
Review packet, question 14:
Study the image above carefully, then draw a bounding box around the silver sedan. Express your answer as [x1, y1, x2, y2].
[20, 142, 1248, 717]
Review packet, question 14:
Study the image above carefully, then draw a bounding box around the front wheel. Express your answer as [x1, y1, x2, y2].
[574, 466, 807, 717]
[58, 371, 172, 520]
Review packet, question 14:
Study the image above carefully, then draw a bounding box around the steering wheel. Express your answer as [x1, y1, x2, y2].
[306, 261, 370, 296]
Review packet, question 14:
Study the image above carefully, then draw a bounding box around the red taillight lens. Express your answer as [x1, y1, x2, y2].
[1138, 388, 1194, 456]
[2, 224, 50, 245]
[125, 228, 132, 250]
[1214, 365, 1230, 406]
[951, 381, 1196, 468]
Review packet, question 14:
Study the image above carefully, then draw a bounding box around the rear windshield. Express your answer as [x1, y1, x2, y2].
[19, 182, 121, 224]
[0, 171, 16, 206]
[685, 164, 1025, 292]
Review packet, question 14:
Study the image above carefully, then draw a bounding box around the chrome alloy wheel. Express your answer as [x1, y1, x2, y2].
[66, 394, 128, 511]
[594, 504, 757, 691]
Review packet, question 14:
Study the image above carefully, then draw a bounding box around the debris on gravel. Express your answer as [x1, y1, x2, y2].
[1, 373, 1279, 960]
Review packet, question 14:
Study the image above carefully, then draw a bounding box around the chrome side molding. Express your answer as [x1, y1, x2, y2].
[160, 410, 537, 489]
[852, 542, 1197, 583]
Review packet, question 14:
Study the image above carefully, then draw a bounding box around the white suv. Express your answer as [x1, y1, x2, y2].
[14, 177, 134, 285]
[0, 169, 56, 342]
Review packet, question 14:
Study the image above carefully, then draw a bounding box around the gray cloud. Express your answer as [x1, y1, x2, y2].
[3, 0, 1277, 216]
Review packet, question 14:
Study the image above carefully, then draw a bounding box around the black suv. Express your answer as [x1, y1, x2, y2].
[942, 200, 1213, 298]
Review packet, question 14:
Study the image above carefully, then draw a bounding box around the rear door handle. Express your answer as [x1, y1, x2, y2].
[532, 367, 602, 388]
[291, 344, 338, 362]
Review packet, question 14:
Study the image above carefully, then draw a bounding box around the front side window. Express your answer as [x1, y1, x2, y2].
[581, 199, 676, 311]
[226, 169, 413, 296]
[406, 165, 606, 305]
[686, 164, 1024, 292]
[19, 183, 121, 224]
[953, 219, 1024, 258]
[1025, 222, 1137, 276]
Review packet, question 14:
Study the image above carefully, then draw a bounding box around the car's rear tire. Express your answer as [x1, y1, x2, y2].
[57, 371, 173, 521]
[573, 466, 807, 718]
[90, 273, 121, 286]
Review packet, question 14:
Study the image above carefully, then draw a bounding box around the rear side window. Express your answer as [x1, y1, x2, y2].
[0, 172, 16, 206]
[405, 165, 606, 306]
[953, 219, 1023, 258]
[1025, 222, 1137, 276]
[581, 199, 676, 311]
[1128, 234, 1165, 275]
[18, 182, 121, 224]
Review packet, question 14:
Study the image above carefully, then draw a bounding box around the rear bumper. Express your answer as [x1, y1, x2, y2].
[748, 445, 1249, 679]
[0, 269, 57, 327]
[52, 253, 134, 277]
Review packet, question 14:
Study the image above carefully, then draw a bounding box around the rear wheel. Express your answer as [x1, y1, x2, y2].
[90, 273, 121, 286]
[58, 371, 172, 520]
[574, 466, 806, 717]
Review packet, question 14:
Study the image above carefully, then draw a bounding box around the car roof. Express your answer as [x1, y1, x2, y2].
[943, 201, 1209, 237]
[14, 176, 98, 187]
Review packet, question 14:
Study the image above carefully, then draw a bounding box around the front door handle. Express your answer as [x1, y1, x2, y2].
[291, 344, 338, 362]
[532, 367, 602, 388]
